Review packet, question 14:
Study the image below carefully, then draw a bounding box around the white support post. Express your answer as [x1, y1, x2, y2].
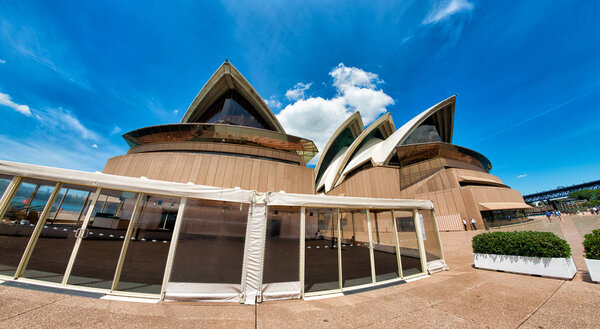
[62, 187, 102, 285]
[413, 209, 428, 275]
[299, 206, 306, 299]
[15, 181, 62, 278]
[391, 209, 403, 279]
[365, 210, 376, 284]
[111, 193, 145, 291]
[160, 197, 187, 301]
[337, 209, 342, 290]
[0, 176, 23, 219]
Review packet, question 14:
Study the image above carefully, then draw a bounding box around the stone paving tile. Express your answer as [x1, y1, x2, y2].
[361, 305, 487, 329]
[0, 286, 68, 322]
[434, 281, 551, 329]
[519, 280, 600, 329]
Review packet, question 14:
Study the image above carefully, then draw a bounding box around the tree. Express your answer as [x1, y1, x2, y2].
[569, 189, 600, 201]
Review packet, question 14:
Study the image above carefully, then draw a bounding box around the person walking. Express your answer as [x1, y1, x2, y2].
[555, 210, 563, 222]
[545, 211, 552, 222]
[462, 218, 468, 231]
[470, 218, 477, 230]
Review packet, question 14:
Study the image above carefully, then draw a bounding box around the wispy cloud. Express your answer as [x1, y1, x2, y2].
[264, 96, 282, 109]
[0, 91, 32, 116]
[517, 174, 528, 179]
[285, 82, 312, 101]
[277, 63, 394, 164]
[91, 144, 98, 149]
[0, 20, 89, 88]
[423, 0, 474, 25]
[39, 107, 100, 141]
[0, 59, 6, 64]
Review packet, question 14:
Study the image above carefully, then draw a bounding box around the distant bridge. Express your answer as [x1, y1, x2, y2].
[523, 179, 600, 203]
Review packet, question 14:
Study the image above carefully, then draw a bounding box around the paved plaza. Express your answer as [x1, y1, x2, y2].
[0, 215, 599, 328]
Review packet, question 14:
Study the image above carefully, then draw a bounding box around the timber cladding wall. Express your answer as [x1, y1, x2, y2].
[103, 152, 315, 194]
[327, 165, 527, 227]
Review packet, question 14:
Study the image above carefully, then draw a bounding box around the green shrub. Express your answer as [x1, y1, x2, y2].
[472, 231, 571, 258]
[583, 229, 600, 260]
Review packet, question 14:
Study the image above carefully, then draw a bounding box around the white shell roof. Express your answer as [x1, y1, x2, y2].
[317, 95, 456, 193]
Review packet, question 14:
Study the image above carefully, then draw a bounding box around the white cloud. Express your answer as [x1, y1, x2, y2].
[423, 0, 474, 25]
[0, 91, 32, 116]
[173, 109, 179, 115]
[111, 126, 122, 135]
[264, 96, 282, 109]
[517, 174, 528, 179]
[285, 82, 312, 101]
[277, 63, 394, 164]
[91, 144, 98, 149]
[0, 59, 6, 64]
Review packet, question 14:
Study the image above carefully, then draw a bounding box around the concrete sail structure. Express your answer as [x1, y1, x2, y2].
[320, 96, 530, 230]
[181, 61, 286, 133]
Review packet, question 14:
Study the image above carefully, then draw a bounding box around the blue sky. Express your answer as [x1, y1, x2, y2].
[0, 0, 598, 195]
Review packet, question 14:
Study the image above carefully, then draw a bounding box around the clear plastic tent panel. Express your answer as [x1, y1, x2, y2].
[263, 206, 300, 284]
[0, 174, 12, 197]
[340, 210, 372, 287]
[304, 208, 340, 293]
[21, 183, 96, 283]
[0, 178, 57, 277]
[419, 209, 443, 262]
[394, 210, 423, 276]
[370, 210, 400, 282]
[68, 189, 140, 289]
[115, 195, 180, 294]
[170, 199, 249, 284]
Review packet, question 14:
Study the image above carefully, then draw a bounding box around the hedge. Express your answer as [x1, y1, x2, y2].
[583, 229, 600, 260]
[472, 231, 571, 258]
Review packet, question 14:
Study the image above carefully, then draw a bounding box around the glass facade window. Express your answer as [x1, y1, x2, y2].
[419, 210, 443, 262]
[263, 206, 300, 284]
[0, 178, 58, 277]
[340, 210, 372, 287]
[115, 195, 180, 294]
[67, 189, 140, 289]
[402, 117, 442, 145]
[202, 90, 269, 130]
[481, 209, 528, 228]
[370, 210, 400, 282]
[21, 183, 96, 283]
[169, 199, 248, 284]
[304, 208, 339, 293]
[394, 210, 423, 276]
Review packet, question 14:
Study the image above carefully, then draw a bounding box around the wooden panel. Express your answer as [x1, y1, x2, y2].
[443, 190, 458, 214]
[231, 157, 245, 188]
[221, 157, 237, 188]
[241, 159, 253, 190]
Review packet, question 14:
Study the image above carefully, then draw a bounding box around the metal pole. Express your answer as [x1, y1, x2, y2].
[391, 209, 403, 278]
[336, 209, 342, 290]
[0, 176, 23, 219]
[62, 187, 102, 285]
[413, 209, 428, 275]
[299, 206, 305, 299]
[111, 193, 145, 291]
[160, 197, 187, 301]
[365, 209, 376, 284]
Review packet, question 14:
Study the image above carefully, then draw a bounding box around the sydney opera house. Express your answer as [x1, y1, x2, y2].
[0, 61, 526, 303]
